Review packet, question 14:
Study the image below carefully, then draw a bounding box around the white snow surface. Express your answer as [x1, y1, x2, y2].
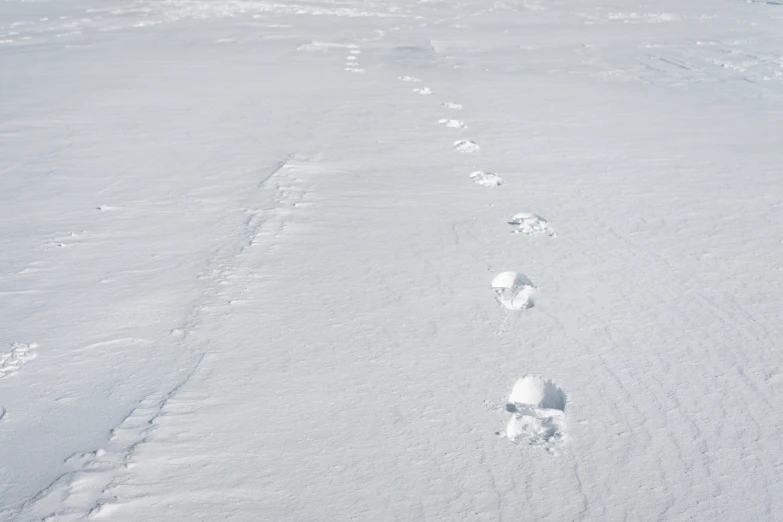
[2, 0, 783, 519]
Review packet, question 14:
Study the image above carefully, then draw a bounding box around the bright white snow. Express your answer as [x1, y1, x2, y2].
[2, 0, 783, 519]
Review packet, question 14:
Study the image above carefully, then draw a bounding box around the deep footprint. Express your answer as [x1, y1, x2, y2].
[491, 272, 535, 310]
[504, 375, 567, 451]
[509, 213, 556, 237]
[470, 171, 503, 187]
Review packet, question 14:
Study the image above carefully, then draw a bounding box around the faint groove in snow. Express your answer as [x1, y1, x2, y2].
[11, 354, 206, 520]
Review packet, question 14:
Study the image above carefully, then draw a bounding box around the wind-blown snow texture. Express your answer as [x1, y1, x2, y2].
[2, 0, 783, 519]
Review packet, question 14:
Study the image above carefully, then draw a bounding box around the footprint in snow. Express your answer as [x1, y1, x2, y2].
[501, 375, 567, 453]
[413, 87, 433, 95]
[470, 171, 503, 187]
[443, 102, 462, 110]
[0, 343, 38, 378]
[508, 213, 556, 237]
[439, 119, 466, 129]
[399, 75, 422, 82]
[491, 272, 535, 311]
[453, 140, 479, 153]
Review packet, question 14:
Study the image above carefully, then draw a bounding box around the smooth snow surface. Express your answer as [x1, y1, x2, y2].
[3, 0, 783, 519]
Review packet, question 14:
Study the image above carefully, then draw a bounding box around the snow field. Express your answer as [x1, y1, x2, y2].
[3, 0, 783, 519]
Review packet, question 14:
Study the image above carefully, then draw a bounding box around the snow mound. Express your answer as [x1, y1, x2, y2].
[491, 271, 535, 310]
[442, 102, 462, 110]
[504, 375, 567, 452]
[453, 140, 479, 153]
[399, 75, 422, 82]
[508, 213, 556, 237]
[413, 87, 432, 95]
[470, 171, 503, 187]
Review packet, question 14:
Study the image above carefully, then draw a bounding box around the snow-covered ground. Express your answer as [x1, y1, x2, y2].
[2, 0, 783, 519]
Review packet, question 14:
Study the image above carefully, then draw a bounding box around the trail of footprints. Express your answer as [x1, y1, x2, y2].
[394, 69, 566, 452]
[344, 47, 364, 73]
[301, 33, 567, 451]
[311, 32, 567, 450]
